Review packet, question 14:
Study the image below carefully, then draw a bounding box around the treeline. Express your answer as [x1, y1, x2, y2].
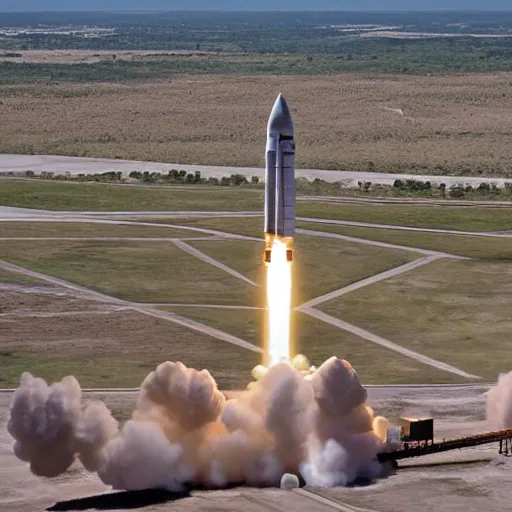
[3, 26, 512, 56]
[7, 170, 512, 200]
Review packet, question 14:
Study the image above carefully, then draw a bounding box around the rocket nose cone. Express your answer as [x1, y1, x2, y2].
[267, 93, 294, 138]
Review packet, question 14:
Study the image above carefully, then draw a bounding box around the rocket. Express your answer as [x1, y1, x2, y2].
[264, 93, 295, 264]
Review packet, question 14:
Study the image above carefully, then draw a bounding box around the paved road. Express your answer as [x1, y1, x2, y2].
[299, 218, 512, 238]
[296, 228, 463, 258]
[2, 154, 511, 188]
[298, 256, 444, 309]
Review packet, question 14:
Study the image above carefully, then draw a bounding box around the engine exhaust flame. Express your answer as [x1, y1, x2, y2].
[266, 238, 292, 366]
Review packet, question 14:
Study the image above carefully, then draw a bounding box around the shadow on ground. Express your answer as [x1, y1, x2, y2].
[47, 489, 190, 511]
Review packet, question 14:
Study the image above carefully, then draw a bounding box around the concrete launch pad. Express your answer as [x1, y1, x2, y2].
[2, 386, 511, 512]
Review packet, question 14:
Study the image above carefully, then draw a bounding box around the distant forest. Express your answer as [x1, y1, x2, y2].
[1, 11, 512, 78]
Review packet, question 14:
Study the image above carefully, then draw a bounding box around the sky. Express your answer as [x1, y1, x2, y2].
[0, 1, 510, 12]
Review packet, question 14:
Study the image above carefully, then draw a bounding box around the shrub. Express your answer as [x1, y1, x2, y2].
[449, 186, 465, 198]
[230, 174, 248, 186]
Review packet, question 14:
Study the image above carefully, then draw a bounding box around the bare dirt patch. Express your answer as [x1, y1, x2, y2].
[1, 74, 512, 176]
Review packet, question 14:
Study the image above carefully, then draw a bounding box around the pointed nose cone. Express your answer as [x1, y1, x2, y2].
[267, 93, 294, 138]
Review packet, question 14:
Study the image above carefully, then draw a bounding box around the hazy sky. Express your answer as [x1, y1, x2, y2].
[0, 1, 510, 11]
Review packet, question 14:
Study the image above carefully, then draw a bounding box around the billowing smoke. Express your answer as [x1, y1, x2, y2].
[8, 357, 388, 491]
[486, 371, 512, 430]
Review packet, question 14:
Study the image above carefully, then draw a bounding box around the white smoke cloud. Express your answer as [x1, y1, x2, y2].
[7, 372, 118, 477]
[486, 371, 512, 431]
[8, 357, 386, 491]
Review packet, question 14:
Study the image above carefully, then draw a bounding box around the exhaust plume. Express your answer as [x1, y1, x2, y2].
[8, 357, 387, 491]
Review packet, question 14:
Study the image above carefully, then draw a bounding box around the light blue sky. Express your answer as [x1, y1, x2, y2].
[0, 1, 510, 12]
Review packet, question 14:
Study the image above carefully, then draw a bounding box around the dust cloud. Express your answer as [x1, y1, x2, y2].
[8, 356, 389, 491]
[486, 371, 512, 430]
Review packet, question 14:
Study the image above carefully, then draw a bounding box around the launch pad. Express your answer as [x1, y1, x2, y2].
[2, 385, 512, 512]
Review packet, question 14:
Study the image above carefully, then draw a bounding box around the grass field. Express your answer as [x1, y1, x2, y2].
[1, 179, 510, 386]
[0, 241, 257, 304]
[0, 180, 262, 211]
[0, 268, 43, 285]
[297, 203, 512, 233]
[0, 221, 214, 238]
[162, 307, 465, 385]
[158, 217, 263, 238]
[189, 237, 417, 303]
[1, 308, 257, 389]
[2, 73, 512, 176]
[3, 180, 512, 232]
[319, 259, 512, 380]
[297, 223, 512, 260]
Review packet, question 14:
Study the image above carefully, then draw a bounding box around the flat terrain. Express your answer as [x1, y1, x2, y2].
[1, 73, 512, 176]
[0, 181, 511, 387]
[188, 237, 417, 303]
[1, 288, 257, 390]
[298, 223, 512, 260]
[320, 259, 512, 381]
[163, 307, 465, 385]
[3, 180, 512, 231]
[2, 385, 510, 512]
[0, 221, 214, 238]
[0, 241, 258, 304]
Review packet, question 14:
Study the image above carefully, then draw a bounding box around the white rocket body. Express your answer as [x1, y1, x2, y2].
[264, 94, 296, 263]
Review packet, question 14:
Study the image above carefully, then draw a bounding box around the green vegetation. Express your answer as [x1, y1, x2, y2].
[2, 12, 512, 76]
[1, 309, 257, 388]
[0, 179, 262, 211]
[2, 179, 505, 231]
[0, 221, 209, 239]
[170, 202, 512, 233]
[297, 223, 512, 261]
[162, 307, 465, 384]
[0, 241, 257, 304]
[297, 203, 512, 233]
[13, 172, 512, 201]
[2, 46, 512, 84]
[189, 237, 417, 303]
[319, 259, 512, 380]
[172, 217, 262, 238]
[0, 267, 43, 285]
